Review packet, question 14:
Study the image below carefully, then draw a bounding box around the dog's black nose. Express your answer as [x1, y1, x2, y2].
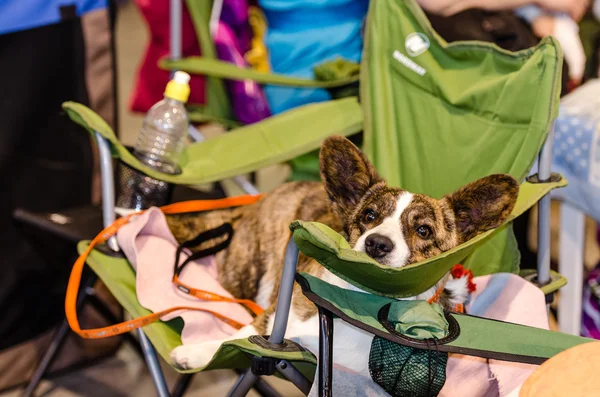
[365, 234, 394, 259]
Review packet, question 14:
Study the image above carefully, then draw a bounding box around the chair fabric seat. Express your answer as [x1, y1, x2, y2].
[78, 241, 317, 377]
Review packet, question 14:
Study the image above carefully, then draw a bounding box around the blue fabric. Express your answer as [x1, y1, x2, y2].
[0, 0, 107, 35]
[515, 5, 544, 23]
[259, 0, 369, 114]
[468, 273, 511, 316]
[514, 4, 569, 22]
[530, 81, 600, 222]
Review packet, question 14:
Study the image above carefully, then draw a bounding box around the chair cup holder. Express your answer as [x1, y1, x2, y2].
[115, 161, 174, 211]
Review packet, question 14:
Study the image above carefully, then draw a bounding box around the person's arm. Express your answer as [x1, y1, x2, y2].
[417, 0, 588, 21]
[417, 0, 536, 15]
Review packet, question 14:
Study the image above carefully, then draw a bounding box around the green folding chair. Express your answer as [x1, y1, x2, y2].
[62, 0, 596, 396]
[160, 0, 359, 182]
[63, 96, 360, 397]
[161, 0, 359, 128]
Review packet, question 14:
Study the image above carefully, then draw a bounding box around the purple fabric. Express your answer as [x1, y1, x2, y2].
[581, 267, 600, 339]
[215, 0, 272, 124]
[222, 0, 252, 54]
[214, 22, 271, 124]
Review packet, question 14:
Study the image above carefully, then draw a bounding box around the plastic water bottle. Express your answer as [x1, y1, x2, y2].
[115, 71, 191, 215]
[133, 71, 191, 174]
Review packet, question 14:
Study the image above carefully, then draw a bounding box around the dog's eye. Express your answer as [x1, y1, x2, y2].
[416, 225, 432, 239]
[363, 209, 376, 223]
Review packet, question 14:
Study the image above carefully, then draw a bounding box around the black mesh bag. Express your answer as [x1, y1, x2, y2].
[115, 160, 174, 210]
[369, 336, 448, 397]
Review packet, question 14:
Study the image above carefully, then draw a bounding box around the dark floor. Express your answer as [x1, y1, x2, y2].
[1, 343, 302, 397]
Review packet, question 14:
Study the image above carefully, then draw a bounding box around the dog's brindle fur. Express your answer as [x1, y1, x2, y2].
[167, 136, 518, 370]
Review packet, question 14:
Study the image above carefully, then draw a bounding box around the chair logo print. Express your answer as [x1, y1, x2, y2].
[393, 50, 427, 76]
[405, 32, 429, 57]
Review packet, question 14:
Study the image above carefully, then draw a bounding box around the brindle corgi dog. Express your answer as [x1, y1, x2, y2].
[167, 136, 518, 374]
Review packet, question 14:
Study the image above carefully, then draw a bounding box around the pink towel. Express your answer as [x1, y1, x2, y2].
[439, 273, 548, 397]
[116, 207, 255, 344]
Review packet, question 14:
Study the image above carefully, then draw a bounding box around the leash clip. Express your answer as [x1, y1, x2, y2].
[177, 284, 191, 294]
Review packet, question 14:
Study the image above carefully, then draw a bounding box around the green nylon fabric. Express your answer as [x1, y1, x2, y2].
[160, 57, 360, 88]
[187, 105, 242, 128]
[387, 300, 448, 340]
[291, 178, 566, 298]
[159, 56, 361, 179]
[520, 269, 567, 295]
[287, 150, 323, 182]
[360, 0, 563, 276]
[313, 58, 360, 82]
[62, 98, 362, 185]
[298, 273, 592, 360]
[78, 241, 316, 376]
[184, 0, 232, 122]
[287, 59, 362, 181]
[312, 58, 361, 100]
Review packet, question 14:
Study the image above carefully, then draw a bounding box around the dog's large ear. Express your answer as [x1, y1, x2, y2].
[320, 135, 383, 216]
[443, 174, 519, 243]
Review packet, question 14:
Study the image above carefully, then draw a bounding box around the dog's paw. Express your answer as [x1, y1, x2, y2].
[170, 341, 222, 370]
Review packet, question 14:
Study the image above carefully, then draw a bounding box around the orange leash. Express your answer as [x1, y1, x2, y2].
[173, 275, 264, 316]
[65, 195, 263, 339]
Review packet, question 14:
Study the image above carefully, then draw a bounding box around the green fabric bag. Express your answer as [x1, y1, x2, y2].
[387, 300, 448, 340]
[360, 0, 563, 276]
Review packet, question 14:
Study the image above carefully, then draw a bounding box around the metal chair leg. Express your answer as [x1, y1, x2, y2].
[275, 360, 312, 395]
[171, 374, 194, 397]
[137, 329, 170, 397]
[318, 308, 334, 397]
[230, 369, 282, 397]
[251, 377, 282, 397]
[228, 369, 259, 397]
[22, 274, 98, 397]
[558, 202, 585, 335]
[536, 123, 555, 291]
[22, 320, 71, 397]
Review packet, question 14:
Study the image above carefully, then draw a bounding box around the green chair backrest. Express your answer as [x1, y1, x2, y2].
[360, 0, 563, 275]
